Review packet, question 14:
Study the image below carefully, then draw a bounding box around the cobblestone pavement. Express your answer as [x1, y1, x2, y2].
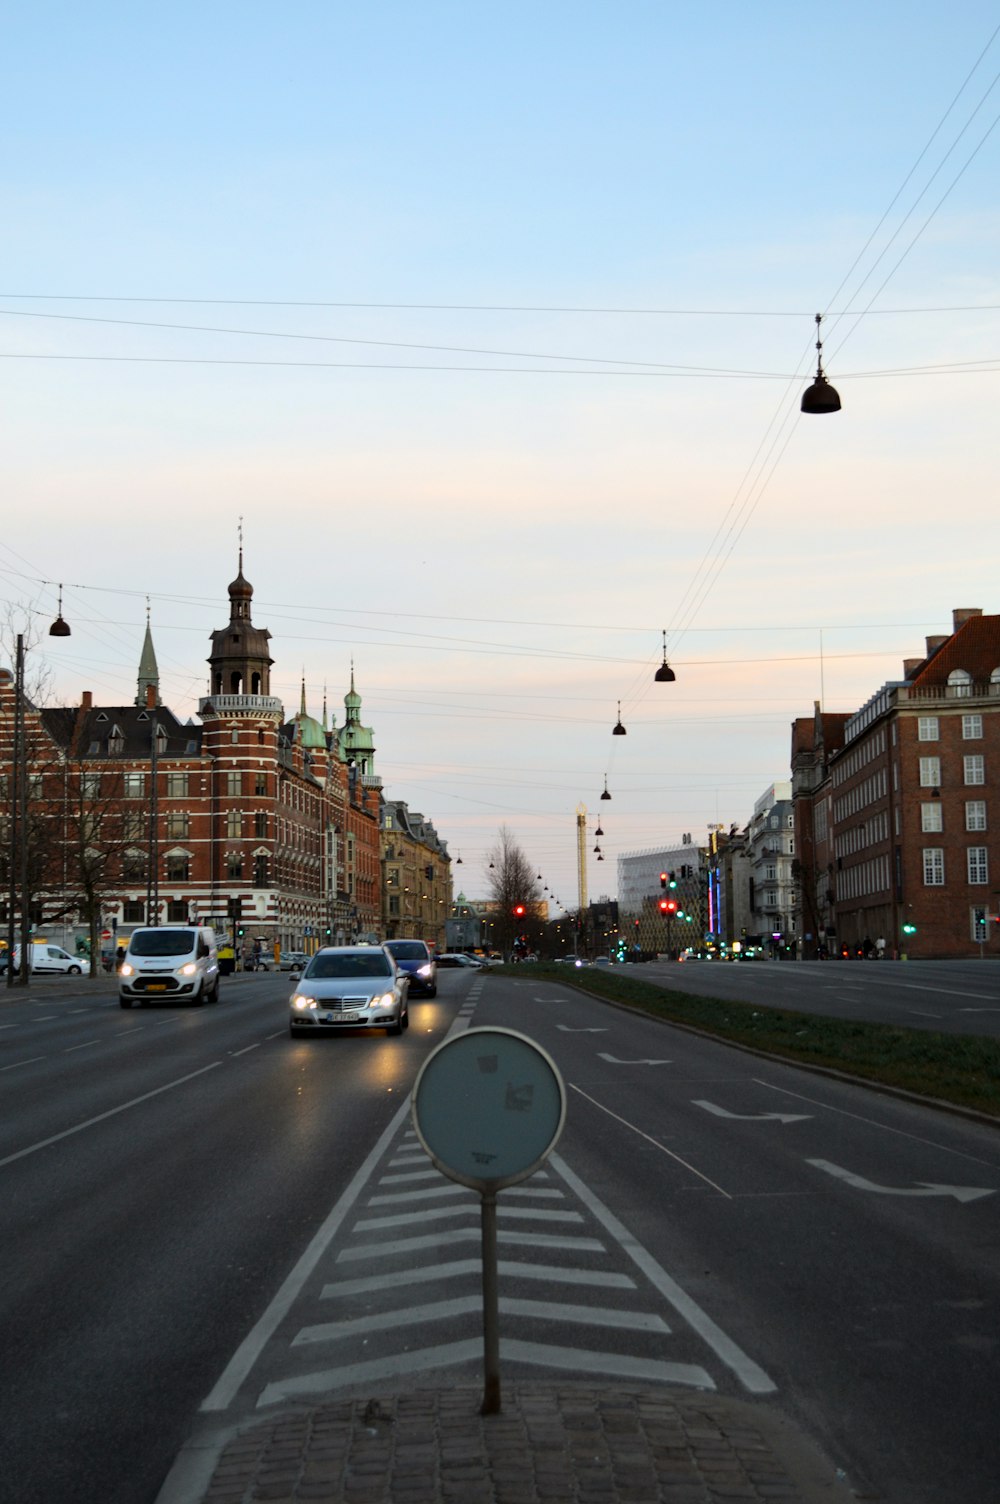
[187, 1383, 851, 1504]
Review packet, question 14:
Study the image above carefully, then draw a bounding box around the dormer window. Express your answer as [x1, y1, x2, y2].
[947, 669, 973, 697]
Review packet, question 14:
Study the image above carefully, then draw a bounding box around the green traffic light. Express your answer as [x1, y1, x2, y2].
[902, 923, 917, 934]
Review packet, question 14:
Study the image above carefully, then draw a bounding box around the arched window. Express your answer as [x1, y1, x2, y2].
[947, 668, 973, 697]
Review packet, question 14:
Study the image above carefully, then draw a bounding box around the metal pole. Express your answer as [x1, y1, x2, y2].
[5, 635, 23, 987]
[480, 1188, 501, 1415]
[17, 633, 29, 981]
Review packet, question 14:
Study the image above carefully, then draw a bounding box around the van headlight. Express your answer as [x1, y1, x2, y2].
[120, 963, 134, 977]
[180, 963, 198, 976]
[293, 995, 317, 1010]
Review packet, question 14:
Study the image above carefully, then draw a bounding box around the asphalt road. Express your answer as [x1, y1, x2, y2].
[4, 966, 999, 1504]
[636, 956, 1000, 1036]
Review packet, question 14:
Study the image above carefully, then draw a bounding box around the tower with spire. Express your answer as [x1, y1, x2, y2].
[135, 603, 160, 707]
[337, 662, 380, 787]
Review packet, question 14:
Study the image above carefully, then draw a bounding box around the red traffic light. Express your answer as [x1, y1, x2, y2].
[513, 904, 526, 917]
[658, 899, 669, 913]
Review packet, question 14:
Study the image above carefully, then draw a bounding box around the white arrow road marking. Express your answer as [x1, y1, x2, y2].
[808, 1159, 996, 1202]
[556, 1025, 608, 1032]
[598, 1053, 672, 1065]
[694, 1100, 811, 1124]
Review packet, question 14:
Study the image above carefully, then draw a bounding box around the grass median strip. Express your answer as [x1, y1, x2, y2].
[499, 965, 1000, 1117]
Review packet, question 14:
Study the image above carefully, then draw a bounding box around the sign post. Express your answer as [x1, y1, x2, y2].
[411, 1027, 566, 1415]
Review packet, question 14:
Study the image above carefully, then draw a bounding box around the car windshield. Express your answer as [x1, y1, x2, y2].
[129, 930, 197, 957]
[385, 942, 428, 961]
[304, 953, 392, 979]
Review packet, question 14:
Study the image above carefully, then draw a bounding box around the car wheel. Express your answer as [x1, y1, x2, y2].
[209, 979, 220, 1003]
[402, 1007, 409, 1031]
[193, 983, 205, 1006]
[68, 964, 82, 975]
[119, 997, 133, 1009]
[388, 1013, 404, 1036]
[427, 985, 437, 998]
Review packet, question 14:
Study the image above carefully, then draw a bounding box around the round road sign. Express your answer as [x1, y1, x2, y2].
[411, 1026, 566, 1192]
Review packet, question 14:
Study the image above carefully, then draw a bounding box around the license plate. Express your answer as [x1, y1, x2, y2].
[146, 983, 167, 992]
[326, 1011, 358, 1023]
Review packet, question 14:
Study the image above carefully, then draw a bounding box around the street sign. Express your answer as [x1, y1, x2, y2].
[412, 1027, 565, 1192]
[411, 1028, 566, 1415]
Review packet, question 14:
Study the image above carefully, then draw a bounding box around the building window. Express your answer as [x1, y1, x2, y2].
[123, 899, 145, 923]
[255, 812, 268, 839]
[253, 855, 270, 887]
[921, 802, 943, 832]
[227, 771, 242, 796]
[919, 757, 941, 787]
[964, 755, 985, 785]
[166, 853, 189, 882]
[123, 811, 145, 841]
[226, 853, 243, 880]
[389, 895, 400, 916]
[967, 847, 989, 885]
[255, 773, 267, 796]
[922, 848, 945, 885]
[167, 811, 189, 839]
[167, 900, 188, 923]
[917, 716, 939, 741]
[962, 714, 983, 739]
[965, 800, 987, 832]
[226, 810, 242, 839]
[123, 852, 147, 881]
[81, 773, 101, 799]
[167, 772, 189, 798]
[124, 772, 145, 799]
[947, 669, 973, 697]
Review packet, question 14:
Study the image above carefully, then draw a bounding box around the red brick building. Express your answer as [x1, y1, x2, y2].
[1, 558, 384, 960]
[794, 608, 1000, 959]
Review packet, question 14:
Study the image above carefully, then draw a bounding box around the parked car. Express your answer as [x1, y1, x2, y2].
[5, 942, 91, 976]
[289, 946, 408, 1037]
[119, 926, 220, 1007]
[279, 951, 309, 971]
[436, 952, 486, 969]
[383, 938, 437, 997]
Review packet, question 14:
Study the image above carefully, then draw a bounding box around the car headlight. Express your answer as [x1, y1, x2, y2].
[292, 995, 318, 1010]
[416, 964, 432, 977]
[120, 963, 134, 977]
[371, 992, 395, 1008]
[180, 963, 198, 976]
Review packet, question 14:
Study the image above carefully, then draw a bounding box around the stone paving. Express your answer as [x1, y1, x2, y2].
[193, 1383, 848, 1503]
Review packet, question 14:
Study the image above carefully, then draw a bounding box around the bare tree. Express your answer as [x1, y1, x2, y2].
[485, 825, 540, 958]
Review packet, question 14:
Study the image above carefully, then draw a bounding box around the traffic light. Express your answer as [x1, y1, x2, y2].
[513, 904, 526, 917]
[902, 922, 917, 935]
[659, 872, 667, 890]
[665, 898, 678, 915]
[658, 899, 669, 914]
[237, 926, 245, 937]
[668, 872, 677, 889]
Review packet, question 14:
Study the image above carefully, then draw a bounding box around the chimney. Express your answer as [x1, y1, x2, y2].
[952, 607, 982, 631]
[81, 691, 92, 710]
[925, 636, 947, 658]
[903, 658, 923, 678]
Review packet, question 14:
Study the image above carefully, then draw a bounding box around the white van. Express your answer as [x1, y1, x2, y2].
[118, 926, 220, 1008]
[4, 941, 91, 976]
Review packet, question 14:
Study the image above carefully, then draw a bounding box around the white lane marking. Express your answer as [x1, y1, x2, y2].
[338, 1228, 606, 1262]
[0, 1056, 45, 1072]
[959, 1008, 1000, 1014]
[693, 1100, 811, 1124]
[113, 1028, 146, 1035]
[321, 1260, 636, 1299]
[0, 1062, 223, 1170]
[368, 1182, 563, 1206]
[258, 1339, 711, 1407]
[597, 1053, 672, 1065]
[570, 1084, 732, 1199]
[556, 1025, 608, 1032]
[232, 1043, 261, 1057]
[64, 1040, 100, 1052]
[754, 1079, 1000, 1171]
[907, 1010, 942, 1018]
[353, 1203, 582, 1233]
[69, 1008, 89, 1014]
[0, 1023, 19, 1031]
[264, 1030, 286, 1038]
[551, 1152, 774, 1394]
[294, 1296, 669, 1348]
[807, 1158, 995, 1202]
[880, 980, 999, 1001]
[33, 1016, 58, 1021]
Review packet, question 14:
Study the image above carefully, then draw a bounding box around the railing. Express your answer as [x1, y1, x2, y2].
[199, 694, 283, 716]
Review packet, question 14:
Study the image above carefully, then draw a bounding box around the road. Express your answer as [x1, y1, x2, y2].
[637, 955, 1000, 1036]
[3, 966, 999, 1504]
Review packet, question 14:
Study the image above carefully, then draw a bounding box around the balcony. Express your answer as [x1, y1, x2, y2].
[199, 694, 284, 717]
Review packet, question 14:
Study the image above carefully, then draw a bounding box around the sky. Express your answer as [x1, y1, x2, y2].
[2, 2, 998, 913]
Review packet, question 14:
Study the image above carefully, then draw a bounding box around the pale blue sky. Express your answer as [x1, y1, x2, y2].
[2, 3, 998, 906]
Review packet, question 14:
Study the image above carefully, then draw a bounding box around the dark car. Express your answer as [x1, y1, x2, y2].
[383, 938, 437, 997]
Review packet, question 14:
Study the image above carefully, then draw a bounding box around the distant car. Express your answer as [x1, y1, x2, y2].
[279, 951, 309, 971]
[593, 956, 613, 968]
[289, 945, 408, 1037]
[383, 938, 437, 997]
[436, 952, 485, 969]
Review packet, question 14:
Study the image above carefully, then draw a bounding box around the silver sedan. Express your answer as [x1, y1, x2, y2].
[288, 946, 409, 1037]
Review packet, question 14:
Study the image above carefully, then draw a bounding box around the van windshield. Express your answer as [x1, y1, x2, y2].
[129, 930, 198, 956]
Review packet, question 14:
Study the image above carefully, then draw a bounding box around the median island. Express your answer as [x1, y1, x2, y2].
[493, 963, 1000, 1119]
